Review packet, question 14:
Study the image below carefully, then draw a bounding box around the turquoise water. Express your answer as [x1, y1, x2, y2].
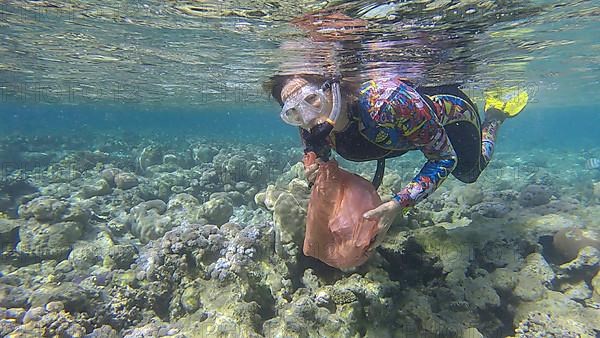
[1, 1, 600, 337]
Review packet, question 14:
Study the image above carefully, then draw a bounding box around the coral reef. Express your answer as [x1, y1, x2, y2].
[1, 133, 599, 337]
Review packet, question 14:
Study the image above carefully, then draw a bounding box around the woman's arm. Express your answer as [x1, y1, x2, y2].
[393, 114, 457, 211]
[300, 126, 332, 161]
[299, 126, 332, 184]
[374, 80, 458, 211]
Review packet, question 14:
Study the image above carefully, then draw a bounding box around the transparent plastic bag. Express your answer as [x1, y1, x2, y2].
[303, 152, 382, 270]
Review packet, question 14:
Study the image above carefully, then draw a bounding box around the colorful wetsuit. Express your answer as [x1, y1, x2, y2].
[301, 78, 501, 212]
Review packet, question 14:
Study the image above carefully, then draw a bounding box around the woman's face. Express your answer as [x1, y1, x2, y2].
[280, 77, 333, 129]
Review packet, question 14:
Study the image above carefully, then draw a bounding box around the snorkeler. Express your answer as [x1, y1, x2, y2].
[269, 75, 528, 248]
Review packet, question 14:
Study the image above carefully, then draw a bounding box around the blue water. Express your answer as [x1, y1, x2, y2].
[2, 101, 599, 149]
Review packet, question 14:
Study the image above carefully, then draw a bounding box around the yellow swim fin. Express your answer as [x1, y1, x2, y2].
[484, 87, 529, 118]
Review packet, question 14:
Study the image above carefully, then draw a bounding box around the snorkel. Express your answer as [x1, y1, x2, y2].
[303, 78, 341, 144]
[322, 78, 342, 126]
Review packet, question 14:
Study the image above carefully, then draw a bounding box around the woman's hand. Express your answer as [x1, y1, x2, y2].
[363, 200, 402, 251]
[304, 159, 323, 183]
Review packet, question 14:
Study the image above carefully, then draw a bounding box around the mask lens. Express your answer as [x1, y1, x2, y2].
[303, 93, 322, 109]
[279, 86, 329, 127]
[281, 107, 303, 126]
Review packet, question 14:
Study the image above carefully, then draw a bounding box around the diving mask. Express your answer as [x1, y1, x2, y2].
[280, 80, 341, 129]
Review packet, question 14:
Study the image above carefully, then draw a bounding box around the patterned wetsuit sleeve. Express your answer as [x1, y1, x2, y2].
[391, 96, 457, 210]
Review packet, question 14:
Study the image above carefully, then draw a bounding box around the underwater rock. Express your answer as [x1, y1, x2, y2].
[287, 178, 310, 197]
[167, 193, 200, 214]
[511, 310, 596, 338]
[129, 200, 172, 243]
[539, 199, 580, 216]
[513, 280, 600, 335]
[85, 325, 119, 338]
[214, 151, 268, 185]
[513, 253, 555, 301]
[55, 260, 73, 273]
[28, 282, 97, 313]
[0, 176, 37, 215]
[9, 134, 600, 336]
[17, 220, 84, 259]
[274, 162, 305, 187]
[0, 284, 31, 309]
[191, 144, 217, 164]
[47, 167, 83, 184]
[18, 196, 68, 222]
[519, 184, 553, 207]
[122, 320, 183, 338]
[198, 197, 233, 225]
[100, 276, 147, 330]
[78, 179, 112, 199]
[100, 167, 122, 186]
[137, 145, 163, 172]
[458, 184, 484, 206]
[0, 309, 23, 336]
[260, 184, 284, 211]
[18, 196, 89, 224]
[522, 213, 579, 242]
[151, 171, 190, 201]
[162, 154, 179, 166]
[107, 244, 138, 270]
[559, 246, 600, 272]
[213, 191, 245, 207]
[396, 287, 470, 336]
[272, 189, 307, 258]
[68, 243, 101, 270]
[478, 239, 522, 270]
[0, 218, 20, 247]
[592, 270, 600, 301]
[207, 224, 264, 282]
[263, 290, 357, 337]
[593, 181, 600, 199]
[0, 194, 10, 213]
[378, 172, 403, 196]
[561, 280, 592, 301]
[10, 303, 87, 337]
[470, 200, 510, 218]
[128, 193, 204, 243]
[256, 174, 310, 261]
[489, 267, 518, 292]
[179, 286, 202, 314]
[114, 172, 139, 190]
[58, 150, 110, 172]
[464, 276, 501, 309]
[553, 227, 600, 262]
[463, 328, 484, 338]
[266, 269, 401, 336]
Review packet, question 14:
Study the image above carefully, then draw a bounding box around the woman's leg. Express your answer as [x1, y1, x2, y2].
[480, 87, 529, 168]
[425, 93, 483, 183]
[480, 108, 505, 169]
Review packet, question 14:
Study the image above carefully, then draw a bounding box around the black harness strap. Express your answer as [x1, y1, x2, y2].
[371, 158, 385, 189]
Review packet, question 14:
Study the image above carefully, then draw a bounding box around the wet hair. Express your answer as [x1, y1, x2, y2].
[263, 74, 325, 105]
